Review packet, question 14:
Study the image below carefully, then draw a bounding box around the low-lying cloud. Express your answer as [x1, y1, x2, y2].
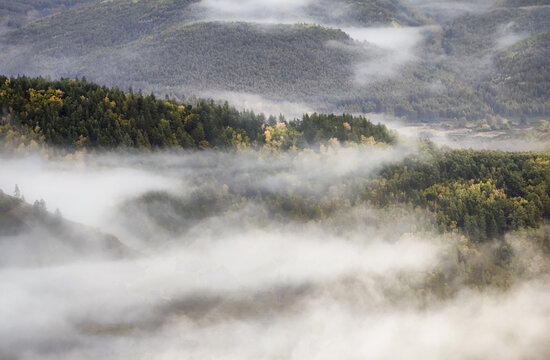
[344, 26, 425, 84]
[189, 90, 318, 120]
[0, 148, 549, 359]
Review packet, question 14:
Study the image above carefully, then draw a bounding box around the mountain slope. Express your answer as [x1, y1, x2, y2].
[339, 1, 550, 120]
[441, 4, 550, 57]
[102, 22, 359, 97]
[1, 20, 362, 99]
[0, 190, 131, 267]
[0, 76, 395, 150]
[3, 0, 199, 55]
[0, 0, 97, 32]
[486, 31, 550, 115]
[0, 0, 548, 122]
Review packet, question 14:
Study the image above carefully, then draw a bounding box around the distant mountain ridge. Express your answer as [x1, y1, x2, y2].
[0, 0, 548, 122]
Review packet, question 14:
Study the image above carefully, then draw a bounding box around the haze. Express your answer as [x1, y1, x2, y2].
[1, 0, 550, 358]
[2, 148, 550, 359]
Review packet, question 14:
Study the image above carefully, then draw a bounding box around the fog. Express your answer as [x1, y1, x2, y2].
[371, 115, 550, 152]
[0, 154, 181, 232]
[185, 90, 318, 120]
[1, 147, 550, 359]
[1, 0, 550, 354]
[496, 22, 530, 49]
[344, 26, 425, 84]
[191, 0, 429, 85]
[190, 0, 318, 24]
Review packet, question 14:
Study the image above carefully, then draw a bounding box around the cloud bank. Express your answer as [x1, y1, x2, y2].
[0, 148, 549, 359]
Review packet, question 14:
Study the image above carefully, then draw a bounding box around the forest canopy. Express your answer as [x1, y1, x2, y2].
[0, 75, 395, 151]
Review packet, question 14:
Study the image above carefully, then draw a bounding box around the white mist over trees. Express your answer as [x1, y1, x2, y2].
[1, 149, 550, 359]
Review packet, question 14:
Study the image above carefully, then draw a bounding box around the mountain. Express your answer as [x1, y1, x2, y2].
[0, 0, 414, 97]
[339, 1, 550, 120]
[2, 0, 423, 55]
[0, 0, 366, 99]
[92, 22, 359, 98]
[2, 0, 198, 56]
[0, 0, 548, 123]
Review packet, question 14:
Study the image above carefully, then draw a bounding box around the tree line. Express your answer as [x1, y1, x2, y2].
[368, 148, 550, 242]
[0, 75, 395, 151]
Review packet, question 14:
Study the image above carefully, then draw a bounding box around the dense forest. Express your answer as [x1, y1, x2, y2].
[0, 0, 425, 37]
[372, 149, 550, 242]
[0, 76, 395, 150]
[122, 22, 357, 97]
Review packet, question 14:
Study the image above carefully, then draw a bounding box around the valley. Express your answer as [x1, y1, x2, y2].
[1, 0, 550, 359]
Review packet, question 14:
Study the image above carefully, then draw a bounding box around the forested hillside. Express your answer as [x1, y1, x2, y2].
[114, 22, 358, 97]
[3, 0, 198, 55]
[1, 16, 361, 97]
[0, 76, 394, 150]
[1, 0, 548, 123]
[486, 30, 550, 115]
[340, 1, 550, 120]
[0, 0, 96, 31]
[372, 149, 550, 242]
